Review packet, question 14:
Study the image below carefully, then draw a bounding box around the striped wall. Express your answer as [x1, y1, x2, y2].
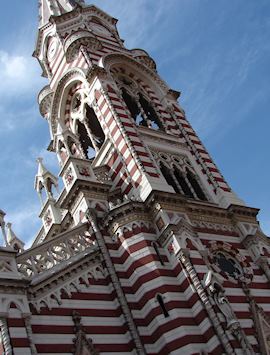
[103, 222, 223, 354]
[7, 305, 31, 355]
[172, 105, 231, 193]
[28, 273, 135, 354]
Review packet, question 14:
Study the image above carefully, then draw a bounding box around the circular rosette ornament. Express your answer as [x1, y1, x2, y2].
[209, 241, 253, 284]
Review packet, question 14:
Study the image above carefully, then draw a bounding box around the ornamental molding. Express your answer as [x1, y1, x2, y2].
[16, 223, 97, 279]
[0, 292, 31, 317]
[130, 48, 157, 71]
[140, 128, 188, 151]
[73, 311, 100, 355]
[99, 53, 170, 94]
[51, 67, 88, 133]
[250, 302, 270, 355]
[104, 201, 151, 232]
[54, 5, 117, 28]
[192, 220, 235, 233]
[59, 179, 111, 211]
[38, 85, 54, 118]
[64, 31, 102, 63]
[208, 241, 254, 284]
[158, 217, 201, 249]
[29, 260, 105, 313]
[111, 220, 154, 239]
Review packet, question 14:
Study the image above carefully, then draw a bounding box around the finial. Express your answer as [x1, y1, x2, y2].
[35, 157, 59, 205]
[0, 209, 8, 247]
[6, 223, 25, 253]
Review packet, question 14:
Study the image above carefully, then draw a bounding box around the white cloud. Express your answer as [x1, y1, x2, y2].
[0, 50, 45, 96]
[0, 104, 38, 133]
[4, 202, 41, 248]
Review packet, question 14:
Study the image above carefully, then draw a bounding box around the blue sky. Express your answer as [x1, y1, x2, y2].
[0, 0, 269, 246]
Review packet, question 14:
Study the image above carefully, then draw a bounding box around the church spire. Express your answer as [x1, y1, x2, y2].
[38, 0, 85, 27]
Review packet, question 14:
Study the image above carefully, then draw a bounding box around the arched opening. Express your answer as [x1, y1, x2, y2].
[160, 162, 180, 193]
[85, 105, 105, 149]
[157, 294, 169, 318]
[173, 166, 194, 198]
[76, 121, 95, 159]
[139, 93, 163, 130]
[186, 169, 207, 200]
[122, 88, 144, 125]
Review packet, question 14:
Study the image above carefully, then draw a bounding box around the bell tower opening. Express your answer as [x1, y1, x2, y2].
[85, 105, 105, 150]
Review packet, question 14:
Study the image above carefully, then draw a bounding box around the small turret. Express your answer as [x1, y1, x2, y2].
[35, 157, 59, 205]
[6, 223, 25, 253]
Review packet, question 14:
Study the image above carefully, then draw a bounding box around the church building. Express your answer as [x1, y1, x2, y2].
[0, 1, 270, 354]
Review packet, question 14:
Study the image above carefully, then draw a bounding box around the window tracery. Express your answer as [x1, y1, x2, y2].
[116, 74, 164, 130]
[65, 88, 105, 160]
[151, 151, 207, 201]
[213, 251, 243, 280]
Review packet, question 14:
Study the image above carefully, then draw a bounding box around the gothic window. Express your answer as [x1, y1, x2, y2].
[160, 162, 180, 193]
[76, 121, 96, 159]
[117, 75, 164, 130]
[152, 151, 208, 201]
[186, 169, 207, 201]
[70, 90, 105, 159]
[213, 252, 242, 279]
[85, 105, 105, 149]
[138, 93, 163, 130]
[173, 166, 193, 198]
[157, 294, 169, 318]
[122, 88, 144, 125]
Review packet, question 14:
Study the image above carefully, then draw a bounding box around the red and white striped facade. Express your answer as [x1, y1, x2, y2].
[1, 1, 270, 355]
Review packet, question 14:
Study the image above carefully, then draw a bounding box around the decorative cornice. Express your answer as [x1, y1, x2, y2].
[28, 253, 102, 312]
[100, 52, 170, 93]
[59, 179, 111, 210]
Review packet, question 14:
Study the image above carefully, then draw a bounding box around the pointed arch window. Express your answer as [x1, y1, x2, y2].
[118, 78, 164, 130]
[173, 166, 193, 198]
[138, 93, 163, 130]
[160, 162, 180, 194]
[85, 105, 105, 149]
[77, 121, 96, 159]
[155, 152, 208, 201]
[122, 88, 145, 126]
[186, 169, 207, 201]
[70, 90, 105, 160]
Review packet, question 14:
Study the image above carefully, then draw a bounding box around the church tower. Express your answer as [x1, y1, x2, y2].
[1, 1, 270, 354]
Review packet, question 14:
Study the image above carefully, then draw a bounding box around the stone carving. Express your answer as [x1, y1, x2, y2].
[209, 241, 253, 283]
[30, 264, 105, 312]
[64, 31, 102, 63]
[72, 311, 99, 355]
[93, 165, 111, 183]
[77, 165, 91, 177]
[44, 210, 53, 228]
[17, 224, 96, 278]
[64, 167, 75, 185]
[204, 270, 255, 355]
